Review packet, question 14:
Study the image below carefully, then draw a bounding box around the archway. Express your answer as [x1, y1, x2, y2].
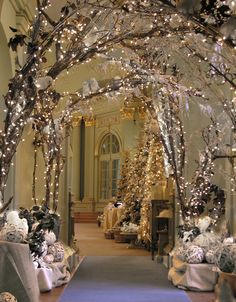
[1, 3, 236, 301]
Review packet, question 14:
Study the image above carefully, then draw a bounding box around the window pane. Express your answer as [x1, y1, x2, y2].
[111, 159, 120, 197]
[100, 160, 109, 199]
[101, 135, 110, 154]
[99, 134, 120, 200]
[112, 159, 119, 169]
[112, 135, 120, 153]
[112, 159, 120, 178]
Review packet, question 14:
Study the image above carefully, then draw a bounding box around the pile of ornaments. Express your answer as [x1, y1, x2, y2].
[174, 216, 236, 274]
[120, 222, 139, 233]
[0, 205, 65, 268]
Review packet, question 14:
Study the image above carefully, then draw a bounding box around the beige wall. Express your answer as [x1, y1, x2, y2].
[0, 1, 16, 206]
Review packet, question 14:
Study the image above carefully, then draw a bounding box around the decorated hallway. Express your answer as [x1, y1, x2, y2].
[0, 1, 236, 302]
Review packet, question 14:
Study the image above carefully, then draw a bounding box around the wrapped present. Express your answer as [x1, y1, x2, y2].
[168, 256, 218, 291]
[37, 268, 53, 292]
[48, 242, 64, 262]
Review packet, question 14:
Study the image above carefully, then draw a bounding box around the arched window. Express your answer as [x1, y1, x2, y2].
[99, 133, 120, 200]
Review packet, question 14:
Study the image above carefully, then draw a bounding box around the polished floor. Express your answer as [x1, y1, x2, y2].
[40, 223, 215, 302]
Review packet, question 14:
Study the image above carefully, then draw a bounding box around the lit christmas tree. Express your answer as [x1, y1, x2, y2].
[139, 119, 165, 243]
[116, 151, 131, 204]
[119, 136, 149, 225]
[118, 118, 165, 231]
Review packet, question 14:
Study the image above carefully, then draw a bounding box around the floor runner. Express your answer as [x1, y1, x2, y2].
[59, 256, 191, 302]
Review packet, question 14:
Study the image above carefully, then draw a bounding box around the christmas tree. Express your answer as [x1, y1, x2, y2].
[139, 120, 165, 243]
[116, 151, 131, 204]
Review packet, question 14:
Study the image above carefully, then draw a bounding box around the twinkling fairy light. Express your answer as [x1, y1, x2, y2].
[186, 118, 226, 224]
[118, 128, 153, 227]
[1, 0, 236, 222]
[0, 0, 167, 209]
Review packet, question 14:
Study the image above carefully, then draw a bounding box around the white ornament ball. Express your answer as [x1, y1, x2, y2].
[223, 237, 234, 244]
[193, 232, 221, 253]
[186, 245, 205, 264]
[0, 224, 26, 243]
[6, 211, 28, 234]
[43, 254, 54, 264]
[205, 250, 216, 264]
[44, 230, 56, 246]
[0, 292, 17, 302]
[47, 242, 64, 262]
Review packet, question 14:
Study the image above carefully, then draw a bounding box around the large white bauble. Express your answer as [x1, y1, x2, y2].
[186, 245, 205, 264]
[43, 254, 54, 264]
[205, 250, 216, 264]
[47, 242, 64, 262]
[193, 232, 221, 253]
[0, 224, 26, 243]
[6, 211, 28, 234]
